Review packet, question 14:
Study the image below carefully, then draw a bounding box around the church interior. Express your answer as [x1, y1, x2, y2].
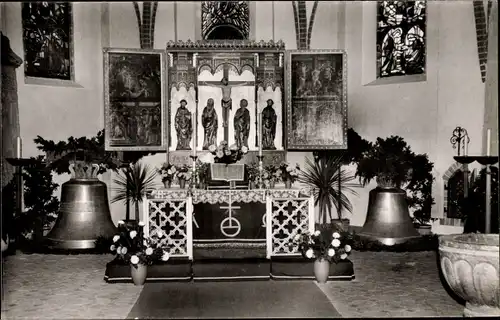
[1, 1, 499, 318]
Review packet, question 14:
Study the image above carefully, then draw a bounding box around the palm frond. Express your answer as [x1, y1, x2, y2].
[298, 153, 357, 224]
[111, 162, 159, 205]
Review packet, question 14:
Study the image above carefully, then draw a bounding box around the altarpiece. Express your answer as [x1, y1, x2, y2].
[165, 40, 287, 167]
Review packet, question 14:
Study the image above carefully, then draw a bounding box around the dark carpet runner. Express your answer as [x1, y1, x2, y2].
[126, 281, 341, 319]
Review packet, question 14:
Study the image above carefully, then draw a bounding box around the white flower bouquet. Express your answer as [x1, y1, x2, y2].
[110, 221, 170, 268]
[279, 161, 301, 183]
[208, 141, 248, 164]
[176, 164, 192, 181]
[158, 163, 177, 183]
[293, 229, 353, 263]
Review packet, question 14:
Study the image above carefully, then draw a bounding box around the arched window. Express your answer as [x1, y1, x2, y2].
[446, 170, 465, 219]
[201, 1, 250, 40]
[376, 1, 426, 78]
[22, 2, 73, 80]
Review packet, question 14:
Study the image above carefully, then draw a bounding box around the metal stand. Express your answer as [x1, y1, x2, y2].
[454, 156, 499, 233]
[6, 158, 44, 244]
[450, 127, 470, 197]
[257, 155, 264, 189]
[6, 158, 41, 217]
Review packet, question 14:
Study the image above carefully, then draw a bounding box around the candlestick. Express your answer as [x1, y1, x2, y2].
[258, 113, 263, 157]
[486, 129, 491, 156]
[16, 137, 22, 159]
[257, 155, 264, 189]
[189, 155, 198, 189]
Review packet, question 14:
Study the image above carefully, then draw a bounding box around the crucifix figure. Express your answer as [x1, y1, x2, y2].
[199, 63, 254, 141]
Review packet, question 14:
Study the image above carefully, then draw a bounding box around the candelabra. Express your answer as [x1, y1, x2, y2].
[453, 129, 498, 233]
[450, 126, 470, 197]
[450, 126, 470, 156]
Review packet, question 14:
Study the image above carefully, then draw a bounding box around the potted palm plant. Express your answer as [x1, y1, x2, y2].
[111, 162, 159, 223]
[298, 153, 357, 232]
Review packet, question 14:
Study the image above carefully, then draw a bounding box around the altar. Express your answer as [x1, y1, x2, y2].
[143, 188, 315, 260]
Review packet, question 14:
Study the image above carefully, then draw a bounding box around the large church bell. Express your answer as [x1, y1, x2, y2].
[359, 187, 420, 246]
[45, 163, 117, 250]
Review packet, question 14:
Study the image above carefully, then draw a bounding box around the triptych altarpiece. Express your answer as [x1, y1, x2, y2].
[103, 41, 348, 165]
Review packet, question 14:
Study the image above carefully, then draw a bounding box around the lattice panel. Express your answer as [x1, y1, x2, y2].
[148, 199, 188, 257]
[270, 198, 310, 255]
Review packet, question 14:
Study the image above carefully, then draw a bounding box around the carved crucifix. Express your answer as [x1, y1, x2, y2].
[199, 63, 254, 142]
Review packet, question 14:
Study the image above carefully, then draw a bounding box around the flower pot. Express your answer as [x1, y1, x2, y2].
[314, 258, 330, 283]
[438, 234, 499, 317]
[130, 263, 148, 286]
[163, 181, 171, 188]
[179, 178, 186, 189]
[285, 179, 292, 189]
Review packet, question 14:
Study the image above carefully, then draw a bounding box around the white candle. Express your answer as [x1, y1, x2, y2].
[464, 138, 468, 156]
[486, 129, 491, 156]
[192, 113, 197, 156]
[258, 113, 263, 157]
[16, 137, 22, 158]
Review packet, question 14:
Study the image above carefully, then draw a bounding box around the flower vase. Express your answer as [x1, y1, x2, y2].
[163, 181, 171, 188]
[314, 258, 330, 283]
[285, 179, 292, 189]
[249, 181, 256, 189]
[131, 263, 147, 286]
[198, 181, 206, 190]
[179, 178, 186, 189]
[269, 180, 276, 189]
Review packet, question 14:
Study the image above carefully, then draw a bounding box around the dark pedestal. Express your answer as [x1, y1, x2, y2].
[192, 258, 270, 281]
[104, 257, 192, 283]
[270, 256, 355, 281]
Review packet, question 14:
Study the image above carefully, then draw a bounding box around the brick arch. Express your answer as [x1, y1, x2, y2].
[133, 1, 158, 49]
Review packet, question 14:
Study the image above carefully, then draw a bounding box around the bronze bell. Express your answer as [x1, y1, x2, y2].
[45, 163, 117, 250]
[359, 187, 420, 246]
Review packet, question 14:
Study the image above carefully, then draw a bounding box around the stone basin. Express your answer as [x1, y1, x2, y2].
[438, 233, 500, 317]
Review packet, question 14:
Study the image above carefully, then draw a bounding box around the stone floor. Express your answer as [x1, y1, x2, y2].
[1, 251, 464, 319]
[317, 251, 465, 318]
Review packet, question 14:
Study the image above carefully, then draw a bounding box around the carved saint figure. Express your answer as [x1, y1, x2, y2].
[262, 99, 277, 150]
[202, 98, 218, 149]
[175, 99, 193, 150]
[233, 99, 251, 148]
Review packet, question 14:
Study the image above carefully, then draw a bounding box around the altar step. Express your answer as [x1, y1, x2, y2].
[104, 256, 354, 283]
[192, 258, 270, 281]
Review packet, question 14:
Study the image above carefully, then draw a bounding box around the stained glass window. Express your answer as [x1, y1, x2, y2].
[22, 2, 73, 80]
[376, 1, 426, 78]
[202, 1, 250, 40]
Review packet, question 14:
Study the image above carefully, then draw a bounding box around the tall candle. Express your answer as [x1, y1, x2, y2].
[486, 129, 491, 156]
[16, 137, 22, 159]
[192, 113, 197, 156]
[258, 113, 263, 157]
[464, 138, 468, 156]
